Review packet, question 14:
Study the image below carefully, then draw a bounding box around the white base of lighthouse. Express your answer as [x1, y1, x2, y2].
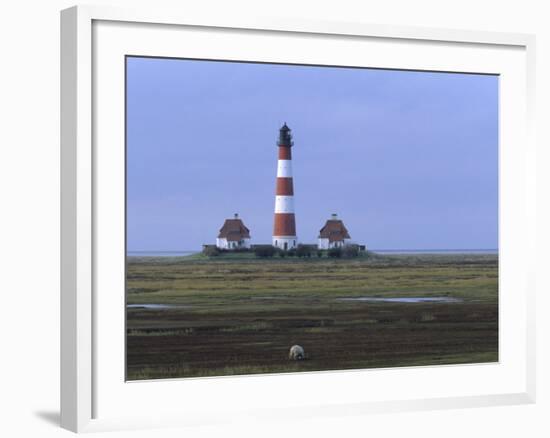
[272, 236, 297, 250]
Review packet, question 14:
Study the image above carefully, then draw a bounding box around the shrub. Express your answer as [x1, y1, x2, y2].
[316, 250, 323, 258]
[254, 245, 276, 258]
[231, 247, 251, 253]
[342, 244, 360, 258]
[202, 246, 220, 257]
[328, 247, 342, 258]
[296, 244, 312, 258]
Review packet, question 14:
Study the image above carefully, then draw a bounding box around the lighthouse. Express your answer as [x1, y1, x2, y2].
[272, 123, 297, 250]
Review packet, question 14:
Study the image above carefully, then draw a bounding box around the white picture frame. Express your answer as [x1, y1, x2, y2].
[60, 4, 537, 433]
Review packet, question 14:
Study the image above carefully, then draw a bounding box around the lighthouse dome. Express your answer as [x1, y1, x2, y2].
[278, 123, 293, 147]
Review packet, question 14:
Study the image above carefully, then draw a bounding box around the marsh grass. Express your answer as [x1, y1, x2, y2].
[126, 254, 498, 380]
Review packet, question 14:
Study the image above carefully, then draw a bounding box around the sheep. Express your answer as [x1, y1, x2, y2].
[289, 344, 305, 360]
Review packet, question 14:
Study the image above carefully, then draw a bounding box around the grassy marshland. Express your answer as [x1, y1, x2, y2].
[126, 253, 498, 380]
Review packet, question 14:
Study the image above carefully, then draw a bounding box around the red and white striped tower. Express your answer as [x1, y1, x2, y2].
[273, 123, 297, 250]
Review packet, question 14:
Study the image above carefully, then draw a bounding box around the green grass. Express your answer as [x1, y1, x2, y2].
[126, 254, 498, 380]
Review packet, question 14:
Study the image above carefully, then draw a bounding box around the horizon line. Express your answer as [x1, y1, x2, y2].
[127, 248, 499, 253]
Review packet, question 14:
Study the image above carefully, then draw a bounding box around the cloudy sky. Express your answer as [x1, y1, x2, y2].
[126, 57, 498, 251]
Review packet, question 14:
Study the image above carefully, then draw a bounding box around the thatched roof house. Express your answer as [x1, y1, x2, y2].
[216, 214, 251, 249]
[318, 214, 351, 249]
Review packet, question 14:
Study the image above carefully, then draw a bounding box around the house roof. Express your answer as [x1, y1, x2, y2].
[318, 219, 351, 242]
[218, 218, 251, 241]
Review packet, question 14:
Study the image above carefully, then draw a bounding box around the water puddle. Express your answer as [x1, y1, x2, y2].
[336, 297, 461, 303]
[127, 304, 191, 310]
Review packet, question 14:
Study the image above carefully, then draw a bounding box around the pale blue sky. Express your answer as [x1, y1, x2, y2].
[126, 57, 498, 251]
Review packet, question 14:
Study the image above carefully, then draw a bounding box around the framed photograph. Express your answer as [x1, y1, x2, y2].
[61, 5, 536, 433]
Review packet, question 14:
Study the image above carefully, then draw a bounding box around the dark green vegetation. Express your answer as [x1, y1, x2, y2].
[202, 244, 363, 259]
[126, 253, 498, 380]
